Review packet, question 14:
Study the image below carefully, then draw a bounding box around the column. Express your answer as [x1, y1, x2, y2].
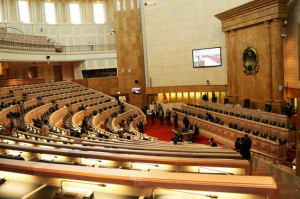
[271, 18, 285, 102]
[230, 30, 238, 104]
[297, 98, 300, 177]
[81, 0, 87, 23]
[264, 21, 273, 102]
[56, 0, 63, 23]
[225, 31, 232, 97]
[64, 0, 71, 23]
[31, 0, 46, 23]
[4, 0, 19, 22]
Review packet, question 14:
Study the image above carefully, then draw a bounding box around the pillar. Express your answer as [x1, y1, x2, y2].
[271, 18, 285, 102]
[225, 31, 232, 97]
[4, 0, 19, 22]
[230, 30, 238, 104]
[296, 99, 300, 177]
[264, 21, 273, 103]
[31, 0, 46, 23]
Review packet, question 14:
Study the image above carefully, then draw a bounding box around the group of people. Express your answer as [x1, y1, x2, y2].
[235, 134, 252, 160]
[150, 104, 173, 127]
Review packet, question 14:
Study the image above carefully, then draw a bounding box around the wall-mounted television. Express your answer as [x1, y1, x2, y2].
[132, 88, 141, 94]
[192, 47, 222, 68]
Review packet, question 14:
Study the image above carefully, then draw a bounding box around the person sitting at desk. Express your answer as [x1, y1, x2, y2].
[81, 123, 89, 137]
[55, 104, 59, 110]
[206, 112, 214, 122]
[137, 121, 144, 134]
[186, 135, 193, 143]
[12, 100, 17, 105]
[119, 120, 126, 129]
[193, 125, 199, 136]
[209, 138, 217, 147]
[0, 102, 4, 110]
[171, 133, 179, 142]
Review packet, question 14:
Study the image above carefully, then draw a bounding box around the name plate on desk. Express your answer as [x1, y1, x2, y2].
[74, 138, 82, 144]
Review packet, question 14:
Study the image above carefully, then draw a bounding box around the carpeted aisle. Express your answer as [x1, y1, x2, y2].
[144, 118, 225, 146]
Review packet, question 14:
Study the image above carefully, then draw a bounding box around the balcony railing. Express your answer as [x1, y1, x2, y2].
[0, 39, 116, 53]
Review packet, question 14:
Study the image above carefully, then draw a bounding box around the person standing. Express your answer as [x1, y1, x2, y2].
[235, 138, 241, 153]
[173, 112, 178, 129]
[158, 104, 163, 113]
[183, 114, 189, 129]
[151, 110, 156, 125]
[11, 115, 18, 137]
[166, 109, 171, 126]
[159, 110, 164, 125]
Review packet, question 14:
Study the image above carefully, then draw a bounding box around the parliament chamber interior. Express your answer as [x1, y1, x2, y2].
[0, 0, 300, 199]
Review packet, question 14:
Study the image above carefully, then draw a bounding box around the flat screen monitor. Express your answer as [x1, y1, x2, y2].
[193, 47, 222, 67]
[132, 88, 141, 94]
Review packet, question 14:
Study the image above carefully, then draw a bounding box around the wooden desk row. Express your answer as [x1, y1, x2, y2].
[200, 101, 291, 127]
[0, 159, 278, 199]
[0, 80, 72, 93]
[0, 141, 250, 175]
[0, 134, 242, 159]
[181, 105, 295, 148]
[171, 111, 287, 159]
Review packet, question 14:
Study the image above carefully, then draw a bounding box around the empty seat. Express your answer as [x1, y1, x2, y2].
[246, 116, 253, 120]
[260, 133, 268, 138]
[279, 138, 287, 145]
[254, 117, 260, 122]
[270, 121, 276, 126]
[218, 110, 223, 113]
[278, 123, 285, 128]
[244, 128, 251, 134]
[229, 112, 234, 116]
[262, 119, 268, 124]
[235, 113, 240, 117]
[238, 127, 244, 131]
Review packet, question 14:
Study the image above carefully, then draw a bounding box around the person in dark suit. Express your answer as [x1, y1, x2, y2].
[209, 138, 217, 147]
[81, 123, 89, 136]
[120, 102, 125, 113]
[235, 138, 241, 152]
[183, 114, 189, 128]
[206, 112, 214, 122]
[202, 93, 208, 101]
[55, 104, 59, 110]
[212, 91, 215, 98]
[193, 125, 199, 136]
[166, 109, 171, 126]
[243, 134, 252, 160]
[158, 104, 163, 113]
[287, 103, 293, 118]
[171, 133, 179, 142]
[151, 110, 156, 125]
[173, 112, 178, 129]
[159, 110, 164, 125]
[137, 121, 144, 134]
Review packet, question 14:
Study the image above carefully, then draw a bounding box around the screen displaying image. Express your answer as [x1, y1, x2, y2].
[192, 47, 222, 67]
[132, 88, 141, 94]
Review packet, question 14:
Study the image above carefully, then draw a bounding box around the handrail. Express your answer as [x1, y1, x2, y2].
[47, 38, 62, 47]
[6, 27, 24, 34]
[251, 151, 296, 167]
[0, 39, 116, 53]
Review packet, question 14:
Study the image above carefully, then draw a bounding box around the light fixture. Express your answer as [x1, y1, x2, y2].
[151, 188, 218, 198]
[198, 167, 234, 175]
[60, 180, 106, 190]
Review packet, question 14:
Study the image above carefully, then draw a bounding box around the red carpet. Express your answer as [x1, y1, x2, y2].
[144, 118, 225, 146]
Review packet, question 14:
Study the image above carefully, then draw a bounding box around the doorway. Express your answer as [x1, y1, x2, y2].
[53, 65, 63, 81]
